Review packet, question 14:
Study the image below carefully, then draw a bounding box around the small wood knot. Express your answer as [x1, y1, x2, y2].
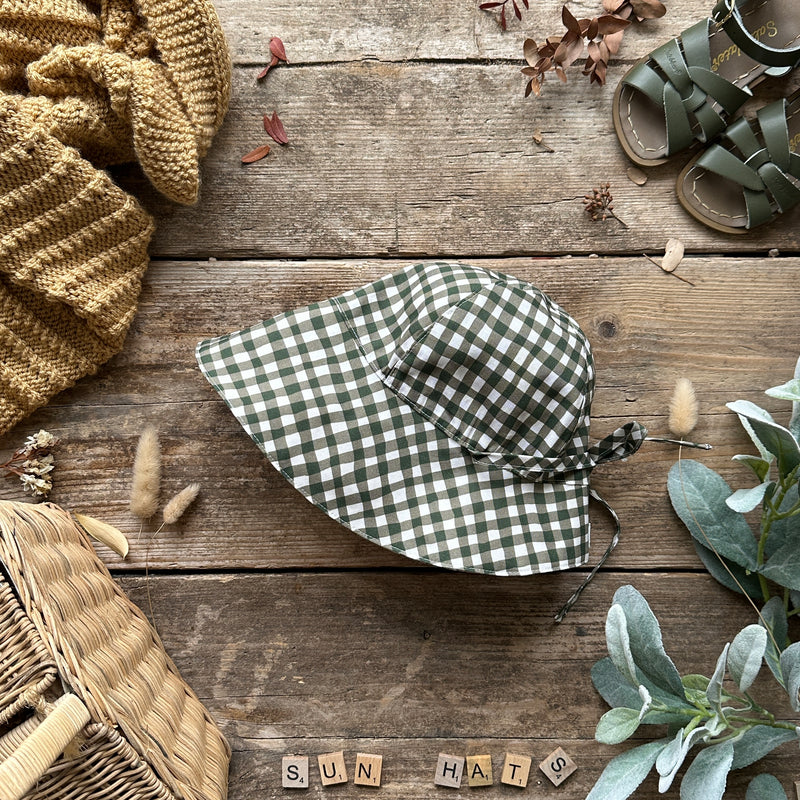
[598, 320, 617, 338]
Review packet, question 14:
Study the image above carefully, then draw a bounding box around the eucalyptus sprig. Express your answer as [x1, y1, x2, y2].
[588, 586, 800, 800]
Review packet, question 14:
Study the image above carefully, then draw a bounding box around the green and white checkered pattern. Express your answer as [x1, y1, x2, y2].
[196, 262, 646, 576]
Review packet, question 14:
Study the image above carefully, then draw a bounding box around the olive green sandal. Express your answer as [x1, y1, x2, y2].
[613, 0, 800, 167]
[676, 90, 800, 233]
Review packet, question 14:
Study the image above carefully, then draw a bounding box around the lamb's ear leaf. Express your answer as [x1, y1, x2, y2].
[731, 726, 799, 770]
[691, 538, 764, 600]
[779, 642, 800, 712]
[760, 597, 789, 685]
[668, 461, 759, 570]
[679, 741, 734, 800]
[610, 585, 685, 699]
[585, 740, 667, 800]
[745, 773, 789, 800]
[728, 624, 767, 692]
[727, 401, 800, 478]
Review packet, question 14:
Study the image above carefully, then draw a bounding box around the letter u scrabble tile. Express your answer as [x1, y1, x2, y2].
[318, 751, 348, 786]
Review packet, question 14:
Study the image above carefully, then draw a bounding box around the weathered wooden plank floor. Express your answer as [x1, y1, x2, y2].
[2, 0, 800, 797]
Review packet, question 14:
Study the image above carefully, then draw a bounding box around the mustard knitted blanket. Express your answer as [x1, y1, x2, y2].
[0, 0, 231, 434]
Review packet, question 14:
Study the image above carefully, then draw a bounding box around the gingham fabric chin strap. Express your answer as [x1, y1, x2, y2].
[553, 422, 647, 622]
[554, 489, 621, 623]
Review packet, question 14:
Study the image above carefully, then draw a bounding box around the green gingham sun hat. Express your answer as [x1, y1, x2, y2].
[197, 262, 646, 578]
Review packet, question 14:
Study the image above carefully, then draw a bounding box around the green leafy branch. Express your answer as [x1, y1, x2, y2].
[588, 586, 800, 800]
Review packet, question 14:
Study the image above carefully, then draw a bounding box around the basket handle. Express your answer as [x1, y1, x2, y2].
[0, 694, 90, 800]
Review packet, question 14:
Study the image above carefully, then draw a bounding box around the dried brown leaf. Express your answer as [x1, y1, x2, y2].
[630, 0, 666, 18]
[661, 238, 685, 272]
[512, 0, 522, 21]
[603, 0, 622, 10]
[626, 166, 648, 185]
[596, 14, 631, 34]
[586, 18, 599, 40]
[562, 4, 581, 35]
[241, 144, 271, 163]
[523, 37, 539, 65]
[604, 29, 625, 54]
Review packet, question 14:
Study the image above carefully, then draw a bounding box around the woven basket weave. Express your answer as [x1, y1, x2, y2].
[0, 500, 230, 800]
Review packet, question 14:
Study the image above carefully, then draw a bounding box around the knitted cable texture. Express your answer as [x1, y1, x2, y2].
[0, 0, 231, 435]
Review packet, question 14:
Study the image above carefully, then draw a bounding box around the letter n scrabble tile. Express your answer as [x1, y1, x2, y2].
[539, 747, 577, 787]
[318, 751, 348, 786]
[354, 753, 383, 787]
[500, 753, 531, 788]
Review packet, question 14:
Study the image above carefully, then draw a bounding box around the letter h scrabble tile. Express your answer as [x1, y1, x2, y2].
[434, 753, 465, 788]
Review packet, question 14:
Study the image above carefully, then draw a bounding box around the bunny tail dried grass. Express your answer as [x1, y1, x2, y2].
[130, 427, 161, 518]
[668, 378, 698, 437]
[163, 483, 200, 525]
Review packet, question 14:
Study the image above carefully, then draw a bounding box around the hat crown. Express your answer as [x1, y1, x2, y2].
[336, 264, 595, 476]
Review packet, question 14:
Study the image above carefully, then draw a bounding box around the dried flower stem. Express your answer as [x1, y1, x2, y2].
[1, 430, 59, 497]
[583, 183, 628, 228]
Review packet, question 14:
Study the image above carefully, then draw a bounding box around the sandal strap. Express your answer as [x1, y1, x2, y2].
[694, 99, 800, 228]
[712, 0, 800, 72]
[623, 19, 751, 154]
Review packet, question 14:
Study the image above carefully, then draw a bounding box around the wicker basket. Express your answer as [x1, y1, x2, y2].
[0, 500, 230, 800]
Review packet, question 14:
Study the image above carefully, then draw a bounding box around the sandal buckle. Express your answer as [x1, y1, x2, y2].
[712, 0, 735, 26]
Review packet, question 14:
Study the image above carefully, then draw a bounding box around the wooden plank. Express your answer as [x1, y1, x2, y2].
[125, 65, 800, 259]
[2, 257, 797, 571]
[216, 0, 714, 65]
[115, 572, 800, 799]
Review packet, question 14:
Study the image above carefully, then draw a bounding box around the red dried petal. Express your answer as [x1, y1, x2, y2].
[241, 144, 271, 163]
[270, 36, 288, 61]
[264, 111, 289, 145]
[512, 0, 522, 21]
[257, 65, 271, 79]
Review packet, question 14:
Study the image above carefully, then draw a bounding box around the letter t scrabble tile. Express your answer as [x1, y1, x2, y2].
[539, 747, 577, 787]
[500, 753, 531, 788]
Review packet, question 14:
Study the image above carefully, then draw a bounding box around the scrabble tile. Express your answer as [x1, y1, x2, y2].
[282, 756, 309, 789]
[501, 753, 531, 788]
[354, 753, 383, 787]
[434, 753, 465, 788]
[466, 754, 493, 787]
[539, 747, 577, 787]
[318, 751, 348, 786]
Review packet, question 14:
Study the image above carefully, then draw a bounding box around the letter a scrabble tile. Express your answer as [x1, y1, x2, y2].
[318, 751, 348, 786]
[500, 753, 531, 788]
[434, 753, 465, 788]
[466, 755, 493, 787]
[282, 756, 309, 789]
[539, 747, 577, 787]
[354, 753, 383, 787]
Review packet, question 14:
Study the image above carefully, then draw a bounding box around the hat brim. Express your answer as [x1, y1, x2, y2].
[197, 297, 592, 576]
